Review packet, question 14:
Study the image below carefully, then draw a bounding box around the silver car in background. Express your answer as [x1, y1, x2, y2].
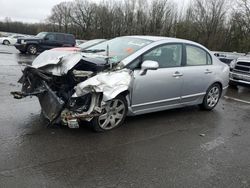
[12, 36, 229, 132]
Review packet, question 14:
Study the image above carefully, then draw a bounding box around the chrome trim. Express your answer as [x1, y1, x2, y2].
[230, 78, 250, 85]
[132, 97, 180, 108]
[230, 71, 250, 78]
[132, 92, 205, 108]
[235, 64, 250, 69]
[133, 100, 202, 114]
[133, 103, 181, 114]
[181, 92, 205, 99]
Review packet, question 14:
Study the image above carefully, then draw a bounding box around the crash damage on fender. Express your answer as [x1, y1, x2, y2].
[11, 50, 132, 128]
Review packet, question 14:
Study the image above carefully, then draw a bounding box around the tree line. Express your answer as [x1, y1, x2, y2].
[0, 0, 250, 52]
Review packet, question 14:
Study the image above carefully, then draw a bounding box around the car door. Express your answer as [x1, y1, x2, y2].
[180, 44, 214, 103]
[55, 34, 65, 47]
[131, 43, 184, 114]
[42, 33, 58, 50]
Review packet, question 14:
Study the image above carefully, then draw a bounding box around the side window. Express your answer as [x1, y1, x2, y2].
[56, 34, 64, 41]
[142, 44, 182, 68]
[186, 45, 212, 66]
[127, 58, 141, 70]
[207, 54, 212, 65]
[46, 34, 55, 41]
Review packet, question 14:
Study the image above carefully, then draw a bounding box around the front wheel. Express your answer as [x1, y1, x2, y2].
[92, 95, 128, 132]
[200, 83, 222, 110]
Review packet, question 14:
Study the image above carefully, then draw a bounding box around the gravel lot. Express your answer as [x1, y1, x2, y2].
[0, 45, 250, 188]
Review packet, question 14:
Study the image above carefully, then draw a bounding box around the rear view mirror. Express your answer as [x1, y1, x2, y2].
[140, 60, 159, 75]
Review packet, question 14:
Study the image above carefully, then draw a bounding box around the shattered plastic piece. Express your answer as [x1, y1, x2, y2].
[200, 134, 206, 137]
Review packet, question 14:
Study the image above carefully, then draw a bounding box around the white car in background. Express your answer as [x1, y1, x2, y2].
[0, 34, 26, 45]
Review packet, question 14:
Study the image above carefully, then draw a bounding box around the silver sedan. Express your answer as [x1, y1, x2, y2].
[13, 36, 230, 132]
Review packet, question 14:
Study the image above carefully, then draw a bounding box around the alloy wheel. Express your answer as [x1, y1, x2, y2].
[207, 86, 220, 107]
[98, 99, 126, 130]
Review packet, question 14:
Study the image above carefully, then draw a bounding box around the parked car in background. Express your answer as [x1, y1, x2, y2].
[0, 34, 26, 45]
[14, 32, 76, 55]
[213, 51, 242, 65]
[12, 36, 229, 132]
[52, 39, 107, 52]
[229, 56, 250, 87]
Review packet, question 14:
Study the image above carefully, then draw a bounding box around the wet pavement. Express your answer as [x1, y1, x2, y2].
[0, 45, 249, 188]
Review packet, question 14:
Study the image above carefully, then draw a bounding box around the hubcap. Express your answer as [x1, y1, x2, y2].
[30, 47, 37, 54]
[207, 86, 220, 107]
[98, 99, 125, 130]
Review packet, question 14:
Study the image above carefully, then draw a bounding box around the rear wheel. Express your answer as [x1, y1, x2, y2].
[3, 40, 10, 45]
[27, 45, 37, 55]
[92, 95, 127, 132]
[200, 83, 222, 110]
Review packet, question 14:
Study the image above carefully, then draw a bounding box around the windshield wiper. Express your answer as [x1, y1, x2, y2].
[81, 49, 105, 53]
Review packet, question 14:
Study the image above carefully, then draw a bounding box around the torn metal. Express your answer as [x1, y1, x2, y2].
[11, 49, 132, 128]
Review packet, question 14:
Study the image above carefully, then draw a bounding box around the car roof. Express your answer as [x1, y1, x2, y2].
[127, 35, 206, 49]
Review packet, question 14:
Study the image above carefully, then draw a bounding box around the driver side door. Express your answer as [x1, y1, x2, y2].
[131, 43, 184, 114]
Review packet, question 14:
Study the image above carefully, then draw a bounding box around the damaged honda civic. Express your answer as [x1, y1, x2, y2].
[11, 36, 229, 131]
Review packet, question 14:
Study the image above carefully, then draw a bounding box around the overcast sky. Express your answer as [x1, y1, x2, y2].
[0, 0, 190, 23]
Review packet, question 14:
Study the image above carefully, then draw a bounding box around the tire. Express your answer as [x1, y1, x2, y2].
[3, 40, 10, 45]
[200, 83, 222, 111]
[92, 95, 128, 132]
[27, 45, 38, 55]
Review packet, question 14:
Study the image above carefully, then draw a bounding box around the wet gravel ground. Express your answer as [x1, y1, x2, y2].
[0, 45, 250, 188]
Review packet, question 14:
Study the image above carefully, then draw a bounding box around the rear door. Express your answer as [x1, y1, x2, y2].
[180, 44, 214, 103]
[42, 33, 58, 50]
[55, 34, 65, 47]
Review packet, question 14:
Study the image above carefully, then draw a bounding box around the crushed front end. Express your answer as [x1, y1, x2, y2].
[11, 50, 132, 128]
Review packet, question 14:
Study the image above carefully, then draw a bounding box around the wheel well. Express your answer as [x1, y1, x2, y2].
[213, 82, 223, 90]
[119, 90, 129, 97]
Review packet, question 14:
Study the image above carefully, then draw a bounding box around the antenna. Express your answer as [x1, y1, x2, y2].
[106, 44, 111, 69]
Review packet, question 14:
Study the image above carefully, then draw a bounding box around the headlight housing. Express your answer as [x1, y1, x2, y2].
[21, 40, 26, 44]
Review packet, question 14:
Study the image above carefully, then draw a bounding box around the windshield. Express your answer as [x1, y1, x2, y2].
[86, 37, 152, 63]
[79, 39, 106, 49]
[36, 32, 47, 38]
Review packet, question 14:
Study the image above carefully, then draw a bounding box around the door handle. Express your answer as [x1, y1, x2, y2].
[204, 69, 212, 74]
[172, 71, 183, 77]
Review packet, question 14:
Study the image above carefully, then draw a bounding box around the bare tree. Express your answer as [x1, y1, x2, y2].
[188, 0, 227, 48]
[47, 2, 72, 32]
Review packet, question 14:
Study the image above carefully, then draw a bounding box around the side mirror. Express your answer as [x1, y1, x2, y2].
[140, 60, 159, 75]
[44, 37, 49, 40]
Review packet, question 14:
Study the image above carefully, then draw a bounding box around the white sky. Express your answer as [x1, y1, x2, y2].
[0, 0, 190, 23]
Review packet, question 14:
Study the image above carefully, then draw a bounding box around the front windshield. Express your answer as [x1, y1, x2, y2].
[79, 39, 106, 49]
[36, 32, 47, 38]
[86, 37, 152, 63]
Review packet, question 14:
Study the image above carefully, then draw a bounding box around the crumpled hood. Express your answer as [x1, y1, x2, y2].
[32, 50, 81, 69]
[31, 49, 109, 76]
